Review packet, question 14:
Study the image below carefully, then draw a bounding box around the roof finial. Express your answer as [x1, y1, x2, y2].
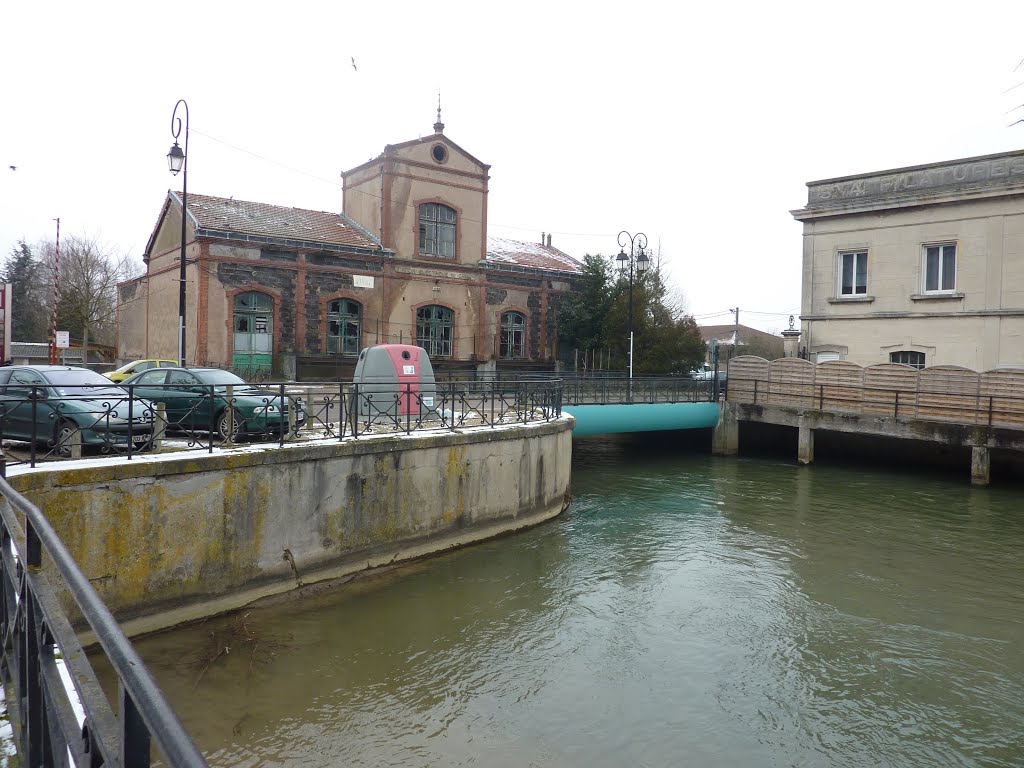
[433, 92, 444, 134]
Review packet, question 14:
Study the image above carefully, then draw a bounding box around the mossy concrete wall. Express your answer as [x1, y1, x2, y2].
[9, 419, 573, 636]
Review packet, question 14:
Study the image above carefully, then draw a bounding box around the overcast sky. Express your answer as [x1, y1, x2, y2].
[2, 1, 1022, 334]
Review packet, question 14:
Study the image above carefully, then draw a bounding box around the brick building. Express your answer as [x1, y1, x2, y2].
[117, 112, 581, 378]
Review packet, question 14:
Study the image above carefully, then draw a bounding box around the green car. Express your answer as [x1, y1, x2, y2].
[120, 367, 306, 440]
[0, 365, 155, 457]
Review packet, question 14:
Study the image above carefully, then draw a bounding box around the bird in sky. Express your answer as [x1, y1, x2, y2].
[7, 165, 15, 171]
[351, 57, 357, 72]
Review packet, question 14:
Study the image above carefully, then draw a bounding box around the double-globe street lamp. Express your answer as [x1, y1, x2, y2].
[167, 99, 189, 367]
[616, 230, 649, 403]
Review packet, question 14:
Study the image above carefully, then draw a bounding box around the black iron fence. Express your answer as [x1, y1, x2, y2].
[561, 375, 717, 405]
[0, 383, 306, 469]
[0, 379, 565, 469]
[299, 378, 563, 440]
[0, 477, 208, 767]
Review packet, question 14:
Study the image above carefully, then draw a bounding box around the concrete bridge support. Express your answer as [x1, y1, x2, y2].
[712, 402, 738, 456]
[971, 447, 991, 486]
[798, 422, 814, 465]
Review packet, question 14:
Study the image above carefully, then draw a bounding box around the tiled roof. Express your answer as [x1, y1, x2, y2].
[484, 237, 582, 274]
[179, 193, 383, 251]
[699, 324, 782, 345]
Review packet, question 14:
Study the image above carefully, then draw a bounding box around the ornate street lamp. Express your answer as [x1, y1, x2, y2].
[616, 230, 649, 403]
[167, 99, 189, 367]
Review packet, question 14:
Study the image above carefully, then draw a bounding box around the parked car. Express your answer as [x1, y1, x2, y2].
[0, 365, 155, 457]
[120, 367, 306, 440]
[106, 358, 179, 383]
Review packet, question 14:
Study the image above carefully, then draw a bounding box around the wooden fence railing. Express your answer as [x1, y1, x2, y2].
[726, 356, 1024, 429]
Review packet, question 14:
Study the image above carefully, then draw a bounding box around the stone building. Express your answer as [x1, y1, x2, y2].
[791, 149, 1024, 370]
[698, 324, 784, 364]
[117, 113, 581, 378]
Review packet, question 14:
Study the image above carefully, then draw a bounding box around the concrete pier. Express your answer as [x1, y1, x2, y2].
[712, 402, 738, 456]
[721, 400, 1024, 485]
[971, 446, 991, 486]
[798, 423, 814, 465]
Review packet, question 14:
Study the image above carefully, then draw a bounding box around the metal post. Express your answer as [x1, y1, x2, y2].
[616, 230, 648, 404]
[154, 403, 166, 449]
[120, 684, 152, 768]
[168, 100, 189, 368]
[50, 218, 60, 364]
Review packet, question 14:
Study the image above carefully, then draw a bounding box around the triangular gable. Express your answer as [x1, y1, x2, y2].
[343, 133, 491, 178]
[142, 191, 199, 262]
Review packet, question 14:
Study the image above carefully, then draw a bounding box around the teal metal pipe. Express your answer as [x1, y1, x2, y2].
[563, 402, 720, 438]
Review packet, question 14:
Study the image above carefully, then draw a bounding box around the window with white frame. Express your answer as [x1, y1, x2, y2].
[923, 243, 956, 293]
[890, 350, 925, 369]
[838, 250, 868, 296]
[418, 203, 456, 258]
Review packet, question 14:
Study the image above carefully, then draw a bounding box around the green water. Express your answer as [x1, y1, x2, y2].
[119, 440, 1024, 767]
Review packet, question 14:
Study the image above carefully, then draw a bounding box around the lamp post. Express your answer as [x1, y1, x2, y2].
[616, 230, 649, 403]
[167, 99, 189, 367]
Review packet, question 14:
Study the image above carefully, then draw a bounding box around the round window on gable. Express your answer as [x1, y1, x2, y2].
[431, 144, 448, 164]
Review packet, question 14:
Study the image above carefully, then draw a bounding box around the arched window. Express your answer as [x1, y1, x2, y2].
[418, 203, 456, 258]
[500, 311, 526, 359]
[232, 291, 274, 374]
[416, 305, 453, 358]
[327, 298, 362, 355]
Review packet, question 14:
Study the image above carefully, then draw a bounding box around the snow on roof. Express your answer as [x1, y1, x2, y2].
[180, 193, 384, 251]
[485, 237, 582, 274]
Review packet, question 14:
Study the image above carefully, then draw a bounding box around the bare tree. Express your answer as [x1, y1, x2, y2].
[36, 235, 140, 364]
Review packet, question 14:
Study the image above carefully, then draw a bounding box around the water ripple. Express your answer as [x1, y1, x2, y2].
[121, 446, 1024, 767]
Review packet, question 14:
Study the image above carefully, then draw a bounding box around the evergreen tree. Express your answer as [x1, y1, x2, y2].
[598, 261, 706, 375]
[2, 241, 51, 341]
[558, 254, 616, 369]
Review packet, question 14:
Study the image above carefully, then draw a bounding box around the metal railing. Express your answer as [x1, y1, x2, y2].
[0, 477, 208, 767]
[0, 379, 565, 468]
[299, 378, 563, 440]
[561, 375, 717, 406]
[0, 385, 156, 468]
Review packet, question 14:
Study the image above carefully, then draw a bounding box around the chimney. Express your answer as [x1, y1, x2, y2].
[546, 233, 552, 247]
[541, 231, 546, 245]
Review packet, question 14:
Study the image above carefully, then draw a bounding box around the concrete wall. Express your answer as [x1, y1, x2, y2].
[9, 419, 573, 636]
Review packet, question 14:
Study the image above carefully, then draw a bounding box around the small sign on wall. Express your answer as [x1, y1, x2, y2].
[352, 275, 374, 289]
[56, 331, 70, 348]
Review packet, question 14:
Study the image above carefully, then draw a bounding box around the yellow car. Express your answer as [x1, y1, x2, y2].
[106, 359, 179, 383]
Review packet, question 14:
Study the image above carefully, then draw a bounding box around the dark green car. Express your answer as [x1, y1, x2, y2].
[120, 367, 306, 440]
[0, 365, 155, 457]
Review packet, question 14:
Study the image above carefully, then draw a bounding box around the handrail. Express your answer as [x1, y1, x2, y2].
[0, 477, 208, 767]
[0, 379, 568, 468]
[559, 375, 717, 406]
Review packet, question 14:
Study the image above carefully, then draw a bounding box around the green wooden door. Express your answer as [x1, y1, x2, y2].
[232, 291, 273, 376]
